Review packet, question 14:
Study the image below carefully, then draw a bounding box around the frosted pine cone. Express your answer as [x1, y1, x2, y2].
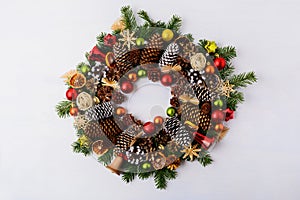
[159, 43, 179, 67]
[85, 102, 113, 121]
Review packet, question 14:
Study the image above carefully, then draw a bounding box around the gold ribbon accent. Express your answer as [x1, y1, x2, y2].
[161, 64, 182, 73]
[184, 120, 198, 130]
[101, 77, 119, 89]
[179, 94, 199, 105]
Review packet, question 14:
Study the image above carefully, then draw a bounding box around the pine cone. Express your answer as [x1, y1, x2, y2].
[187, 68, 205, 85]
[164, 117, 192, 146]
[175, 56, 191, 70]
[192, 84, 211, 103]
[115, 132, 135, 152]
[170, 96, 180, 108]
[87, 65, 105, 81]
[147, 67, 161, 82]
[84, 121, 104, 141]
[180, 103, 211, 131]
[140, 33, 163, 65]
[97, 85, 113, 102]
[159, 43, 179, 67]
[99, 117, 122, 144]
[154, 129, 172, 146]
[182, 42, 198, 59]
[111, 91, 127, 104]
[85, 102, 113, 121]
[113, 42, 127, 59]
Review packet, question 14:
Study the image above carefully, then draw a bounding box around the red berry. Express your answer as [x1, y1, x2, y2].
[120, 80, 134, 93]
[69, 107, 78, 116]
[211, 110, 225, 122]
[160, 74, 173, 86]
[214, 57, 226, 70]
[143, 122, 156, 134]
[66, 88, 78, 101]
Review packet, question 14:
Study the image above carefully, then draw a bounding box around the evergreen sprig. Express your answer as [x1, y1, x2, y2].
[97, 149, 113, 166]
[137, 10, 156, 27]
[72, 141, 91, 156]
[137, 171, 154, 180]
[154, 168, 177, 190]
[220, 62, 235, 79]
[198, 152, 213, 167]
[216, 46, 237, 61]
[96, 32, 107, 44]
[122, 172, 136, 183]
[184, 33, 194, 42]
[56, 100, 72, 118]
[226, 91, 245, 111]
[121, 6, 137, 30]
[229, 71, 257, 89]
[167, 15, 182, 31]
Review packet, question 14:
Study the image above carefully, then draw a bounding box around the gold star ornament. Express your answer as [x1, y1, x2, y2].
[119, 30, 137, 50]
[205, 41, 218, 54]
[181, 144, 201, 161]
[220, 80, 235, 97]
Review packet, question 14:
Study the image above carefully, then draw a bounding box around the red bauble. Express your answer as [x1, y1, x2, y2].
[160, 74, 173, 86]
[214, 57, 226, 70]
[120, 80, 134, 93]
[214, 123, 224, 132]
[88, 46, 106, 62]
[66, 88, 78, 100]
[69, 107, 78, 116]
[211, 110, 225, 122]
[143, 122, 156, 134]
[224, 108, 234, 121]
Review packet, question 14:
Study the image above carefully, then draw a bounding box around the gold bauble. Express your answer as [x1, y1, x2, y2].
[162, 29, 174, 42]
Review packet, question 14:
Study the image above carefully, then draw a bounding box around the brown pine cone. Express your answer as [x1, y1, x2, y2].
[111, 91, 127, 104]
[99, 117, 122, 144]
[147, 67, 161, 82]
[97, 85, 114, 102]
[170, 97, 180, 108]
[84, 121, 104, 141]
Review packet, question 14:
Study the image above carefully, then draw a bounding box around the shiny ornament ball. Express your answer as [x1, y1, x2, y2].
[80, 65, 90, 73]
[120, 80, 134, 93]
[211, 110, 225, 122]
[160, 74, 173, 86]
[142, 162, 151, 169]
[69, 107, 79, 116]
[214, 123, 224, 132]
[162, 29, 174, 42]
[136, 37, 145, 46]
[137, 69, 147, 77]
[154, 116, 164, 125]
[166, 107, 176, 117]
[66, 88, 78, 100]
[214, 57, 226, 70]
[213, 99, 224, 107]
[205, 65, 215, 74]
[93, 96, 100, 104]
[128, 72, 138, 82]
[116, 107, 126, 116]
[143, 122, 156, 134]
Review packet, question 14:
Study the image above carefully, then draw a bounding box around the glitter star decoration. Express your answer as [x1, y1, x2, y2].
[205, 40, 217, 53]
[73, 115, 88, 130]
[118, 30, 137, 50]
[220, 80, 235, 97]
[181, 144, 201, 161]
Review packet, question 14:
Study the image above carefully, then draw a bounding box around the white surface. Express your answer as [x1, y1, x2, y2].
[0, 0, 300, 199]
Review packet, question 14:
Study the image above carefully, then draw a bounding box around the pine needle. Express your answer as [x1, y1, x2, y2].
[121, 6, 137, 30]
[167, 15, 182, 31]
[229, 71, 257, 88]
[56, 101, 72, 118]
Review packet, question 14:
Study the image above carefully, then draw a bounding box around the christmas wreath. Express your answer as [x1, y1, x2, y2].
[56, 6, 257, 189]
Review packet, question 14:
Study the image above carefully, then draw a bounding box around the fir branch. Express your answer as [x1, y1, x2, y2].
[167, 15, 182, 31]
[121, 6, 137, 30]
[122, 172, 136, 183]
[226, 91, 245, 111]
[154, 168, 177, 190]
[198, 152, 213, 167]
[97, 149, 113, 166]
[229, 71, 257, 89]
[96, 32, 107, 44]
[137, 10, 156, 27]
[198, 39, 208, 49]
[56, 100, 72, 118]
[184, 33, 194, 42]
[154, 20, 167, 28]
[72, 141, 91, 156]
[137, 171, 154, 180]
[216, 46, 237, 61]
[220, 62, 235, 79]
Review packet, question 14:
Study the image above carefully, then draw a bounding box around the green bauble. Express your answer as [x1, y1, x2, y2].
[136, 38, 145, 46]
[80, 65, 90, 73]
[213, 99, 224, 107]
[166, 107, 176, 117]
[137, 69, 147, 77]
[142, 162, 151, 169]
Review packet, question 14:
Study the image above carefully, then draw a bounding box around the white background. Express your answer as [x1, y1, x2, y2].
[1, 0, 300, 199]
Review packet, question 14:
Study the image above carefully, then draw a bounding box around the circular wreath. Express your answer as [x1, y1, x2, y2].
[56, 6, 257, 189]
